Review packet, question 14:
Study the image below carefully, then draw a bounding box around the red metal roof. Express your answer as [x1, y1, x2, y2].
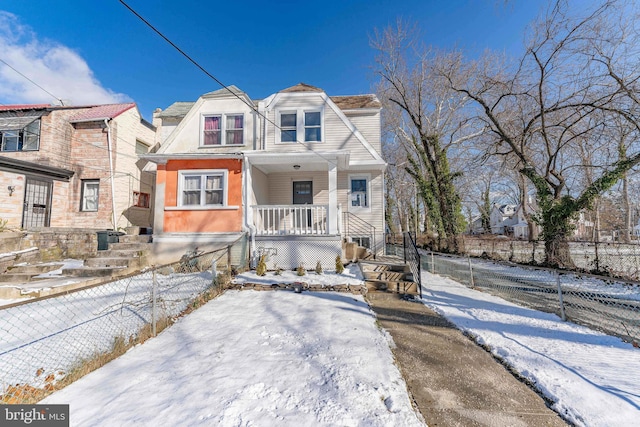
[69, 103, 136, 122]
[0, 104, 50, 111]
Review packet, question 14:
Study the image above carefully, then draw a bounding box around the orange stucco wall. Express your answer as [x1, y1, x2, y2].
[162, 159, 243, 233]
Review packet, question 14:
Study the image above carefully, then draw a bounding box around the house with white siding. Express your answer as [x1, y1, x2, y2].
[146, 83, 386, 268]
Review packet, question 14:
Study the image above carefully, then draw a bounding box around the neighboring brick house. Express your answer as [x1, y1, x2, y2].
[146, 83, 386, 267]
[0, 103, 156, 231]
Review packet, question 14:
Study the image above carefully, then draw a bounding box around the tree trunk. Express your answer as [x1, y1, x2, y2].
[545, 236, 574, 268]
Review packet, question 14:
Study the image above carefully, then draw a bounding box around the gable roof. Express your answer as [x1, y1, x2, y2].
[331, 95, 381, 110]
[280, 83, 323, 93]
[69, 103, 136, 123]
[156, 102, 195, 118]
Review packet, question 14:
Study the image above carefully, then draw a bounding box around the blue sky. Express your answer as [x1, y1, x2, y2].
[0, 0, 548, 120]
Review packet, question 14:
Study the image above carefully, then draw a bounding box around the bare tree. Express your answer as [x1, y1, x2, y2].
[439, 0, 640, 267]
[372, 20, 483, 250]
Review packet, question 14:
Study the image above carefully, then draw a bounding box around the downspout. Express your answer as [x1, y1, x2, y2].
[242, 154, 257, 266]
[104, 119, 118, 230]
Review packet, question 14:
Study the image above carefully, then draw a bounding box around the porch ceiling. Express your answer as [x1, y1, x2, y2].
[247, 151, 349, 174]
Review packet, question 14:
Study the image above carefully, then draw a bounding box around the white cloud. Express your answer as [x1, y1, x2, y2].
[0, 12, 130, 106]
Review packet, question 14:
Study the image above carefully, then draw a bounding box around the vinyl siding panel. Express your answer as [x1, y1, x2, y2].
[263, 95, 378, 163]
[266, 172, 329, 205]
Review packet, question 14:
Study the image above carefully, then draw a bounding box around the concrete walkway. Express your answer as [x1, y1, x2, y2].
[366, 294, 569, 427]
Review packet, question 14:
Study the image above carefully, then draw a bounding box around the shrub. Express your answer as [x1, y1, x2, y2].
[256, 255, 267, 276]
[315, 261, 323, 274]
[335, 255, 345, 274]
[296, 263, 306, 276]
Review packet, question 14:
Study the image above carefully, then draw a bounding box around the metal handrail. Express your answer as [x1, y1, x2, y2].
[342, 212, 379, 257]
[403, 231, 422, 298]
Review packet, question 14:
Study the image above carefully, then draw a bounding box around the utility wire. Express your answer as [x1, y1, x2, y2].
[0, 57, 65, 106]
[118, 0, 340, 165]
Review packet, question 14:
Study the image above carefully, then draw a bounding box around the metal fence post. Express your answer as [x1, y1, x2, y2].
[556, 271, 566, 321]
[152, 269, 157, 336]
[227, 245, 232, 272]
[467, 255, 475, 288]
[403, 233, 407, 264]
[431, 251, 435, 274]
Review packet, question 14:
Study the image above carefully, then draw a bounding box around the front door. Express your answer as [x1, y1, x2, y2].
[22, 177, 52, 228]
[293, 181, 313, 229]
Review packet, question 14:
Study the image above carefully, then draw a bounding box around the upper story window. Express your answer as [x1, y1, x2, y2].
[0, 118, 41, 152]
[179, 170, 227, 207]
[277, 109, 323, 143]
[202, 114, 244, 146]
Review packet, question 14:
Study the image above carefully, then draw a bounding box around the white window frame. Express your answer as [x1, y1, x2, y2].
[200, 113, 245, 146]
[178, 169, 228, 208]
[276, 108, 324, 144]
[81, 179, 100, 212]
[349, 174, 371, 210]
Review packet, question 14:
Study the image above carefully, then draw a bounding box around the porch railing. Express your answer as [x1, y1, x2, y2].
[252, 205, 328, 235]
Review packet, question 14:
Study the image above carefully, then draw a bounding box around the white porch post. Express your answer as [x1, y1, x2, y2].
[328, 161, 338, 234]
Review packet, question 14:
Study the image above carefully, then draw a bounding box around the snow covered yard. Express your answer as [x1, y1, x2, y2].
[41, 289, 425, 427]
[420, 271, 640, 427]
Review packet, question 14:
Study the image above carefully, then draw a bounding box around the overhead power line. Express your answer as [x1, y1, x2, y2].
[117, 0, 341, 165]
[0, 57, 65, 106]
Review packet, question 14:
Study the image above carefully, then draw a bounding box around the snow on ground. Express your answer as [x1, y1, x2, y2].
[231, 263, 366, 287]
[38, 264, 639, 426]
[420, 271, 640, 427]
[42, 288, 425, 427]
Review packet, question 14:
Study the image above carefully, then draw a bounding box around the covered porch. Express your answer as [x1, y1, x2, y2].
[243, 151, 349, 269]
[244, 151, 349, 237]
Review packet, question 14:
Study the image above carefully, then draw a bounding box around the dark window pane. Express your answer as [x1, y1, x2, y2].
[281, 129, 297, 142]
[281, 113, 296, 127]
[305, 112, 320, 126]
[351, 179, 367, 192]
[305, 127, 321, 142]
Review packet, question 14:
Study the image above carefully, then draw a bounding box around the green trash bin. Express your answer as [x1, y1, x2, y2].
[97, 230, 123, 250]
[97, 230, 109, 251]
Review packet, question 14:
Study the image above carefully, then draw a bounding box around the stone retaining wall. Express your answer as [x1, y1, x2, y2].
[0, 229, 101, 264]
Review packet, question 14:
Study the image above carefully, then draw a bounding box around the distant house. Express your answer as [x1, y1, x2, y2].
[0, 103, 156, 231]
[489, 204, 517, 235]
[146, 83, 386, 267]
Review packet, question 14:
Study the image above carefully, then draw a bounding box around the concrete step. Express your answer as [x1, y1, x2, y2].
[62, 266, 127, 278]
[84, 257, 139, 268]
[119, 234, 153, 244]
[7, 264, 63, 275]
[0, 273, 44, 283]
[107, 242, 152, 251]
[98, 248, 148, 258]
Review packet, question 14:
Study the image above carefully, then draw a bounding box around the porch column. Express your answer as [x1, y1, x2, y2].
[328, 161, 338, 234]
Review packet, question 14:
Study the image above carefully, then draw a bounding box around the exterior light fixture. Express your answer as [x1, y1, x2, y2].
[293, 165, 300, 170]
[7, 186, 15, 196]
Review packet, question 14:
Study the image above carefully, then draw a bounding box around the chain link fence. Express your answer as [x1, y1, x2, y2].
[0, 237, 248, 404]
[424, 251, 640, 346]
[461, 237, 640, 280]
